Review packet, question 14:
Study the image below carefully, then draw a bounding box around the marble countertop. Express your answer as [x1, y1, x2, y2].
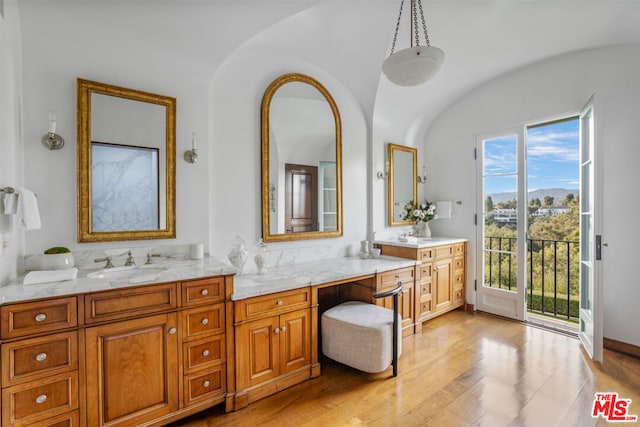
[232, 255, 419, 300]
[374, 236, 468, 249]
[0, 255, 418, 305]
[0, 257, 236, 305]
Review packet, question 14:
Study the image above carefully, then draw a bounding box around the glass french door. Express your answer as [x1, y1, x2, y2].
[476, 128, 527, 320]
[579, 96, 603, 361]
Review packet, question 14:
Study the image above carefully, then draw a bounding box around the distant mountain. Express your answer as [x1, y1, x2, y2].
[487, 188, 578, 204]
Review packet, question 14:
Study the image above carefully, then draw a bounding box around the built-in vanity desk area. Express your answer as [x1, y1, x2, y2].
[0, 247, 461, 426]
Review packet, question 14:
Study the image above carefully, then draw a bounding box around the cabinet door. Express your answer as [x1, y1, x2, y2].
[434, 258, 453, 312]
[376, 282, 414, 336]
[85, 313, 179, 427]
[279, 309, 310, 375]
[236, 316, 280, 390]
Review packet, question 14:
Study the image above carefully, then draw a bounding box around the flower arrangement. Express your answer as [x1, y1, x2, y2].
[400, 200, 436, 223]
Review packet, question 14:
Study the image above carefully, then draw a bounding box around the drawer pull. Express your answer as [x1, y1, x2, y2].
[277, 300, 283, 306]
[201, 289, 208, 296]
[201, 318, 209, 325]
[169, 328, 177, 335]
[202, 349, 210, 357]
[203, 380, 210, 388]
[36, 352, 48, 362]
[36, 394, 47, 404]
[35, 313, 47, 322]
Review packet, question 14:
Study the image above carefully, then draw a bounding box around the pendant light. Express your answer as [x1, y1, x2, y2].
[382, 0, 444, 87]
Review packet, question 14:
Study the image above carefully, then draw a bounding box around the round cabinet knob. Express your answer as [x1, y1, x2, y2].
[201, 318, 209, 325]
[201, 289, 208, 296]
[36, 352, 48, 362]
[203, 380, 210, 388]
[169, 328, 177, 335]
[274, 327, 280, 334]
[277, 300, 283, 306]
[281, 326, 287, 332]
[35, 394, 47, 404]
[34, 313, 47, 322]
[202, 349, 210, 357]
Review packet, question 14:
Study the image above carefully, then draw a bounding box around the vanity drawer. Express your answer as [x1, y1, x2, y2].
[25, 410, 79, 427]
[419, 281, 432, 300]
[182, 304, 225, 340]
[181, 276, 225, 307]
[418, 248, 434, 262]
[183, 335, 225, 374]
[2, 331, 78, 386]
[434, 245, 454, 259]
[84, 283, 177, 324]
[454, 272, 465, 289]
[454, 288, 465, 305]
[183, 365, 226, 406]
[454, 243, 465, 256]
[454, 256, 465, 272]
[235, 288, 311, 322]
[419, 263, 433, 281]
[377, 267, 415, 289]
[1, 297, 77, 340]
[1, 371, 78, 427]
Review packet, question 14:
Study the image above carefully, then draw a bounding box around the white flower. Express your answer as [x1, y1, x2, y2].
[412, 209, 420, 218]
[427, 205, 436, 215]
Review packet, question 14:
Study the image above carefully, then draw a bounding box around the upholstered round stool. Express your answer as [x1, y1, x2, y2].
[321, 301, 402, 374]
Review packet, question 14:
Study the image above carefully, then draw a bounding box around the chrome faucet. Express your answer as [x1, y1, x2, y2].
[94, 256, 114, 269]
[144, 253, 162, 265]
[124, 250, 136, 267]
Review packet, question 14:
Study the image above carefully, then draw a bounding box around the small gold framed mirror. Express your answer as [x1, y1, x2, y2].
[387, 143, 417, 226]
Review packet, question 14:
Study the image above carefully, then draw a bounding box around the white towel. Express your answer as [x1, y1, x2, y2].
[2, 193, 18, 215]
[17, 188, 41, 230]
[23, 268, 78, 285]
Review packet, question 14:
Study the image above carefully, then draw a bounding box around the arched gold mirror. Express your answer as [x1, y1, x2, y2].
[388, 143, 417, 226]
[261, 73, 342, 242]
[77, 78, 176, 242]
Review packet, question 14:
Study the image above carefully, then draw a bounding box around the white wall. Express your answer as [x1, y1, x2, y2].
[423, 45, 640, 347]
[16, 1, 319, 256]
[0, 0, 24, 283]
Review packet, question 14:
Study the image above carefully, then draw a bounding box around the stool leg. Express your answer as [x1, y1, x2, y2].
[392, 289, 399, 377]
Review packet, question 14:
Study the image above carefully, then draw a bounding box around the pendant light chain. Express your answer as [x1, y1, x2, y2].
[412, 0, 419, 48]
[389, 0, 405, 55]
[417, 0, 431, 47]
[389, 0, 432, 56]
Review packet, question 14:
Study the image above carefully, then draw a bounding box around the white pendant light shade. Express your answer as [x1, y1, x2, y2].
[382, 45, 444, 86]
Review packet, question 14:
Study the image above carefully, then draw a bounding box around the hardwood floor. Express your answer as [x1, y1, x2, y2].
[172, 310, 640, 426]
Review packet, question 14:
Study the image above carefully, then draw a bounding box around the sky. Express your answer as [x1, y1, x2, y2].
[483, 118, 580, 196]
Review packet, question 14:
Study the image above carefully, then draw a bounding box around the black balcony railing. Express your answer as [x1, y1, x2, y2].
[484, 236, 580, 322]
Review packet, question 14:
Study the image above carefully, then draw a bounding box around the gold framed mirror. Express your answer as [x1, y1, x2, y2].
[77, 78, 176, 242]
[388, 143, 417, 226]
[261, 73, 342, 242]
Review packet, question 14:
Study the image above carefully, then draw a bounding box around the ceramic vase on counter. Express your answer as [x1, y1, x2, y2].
[415, 221, 432, 238]
[227, 235, 248, 274]
[254, 238, 268, 275]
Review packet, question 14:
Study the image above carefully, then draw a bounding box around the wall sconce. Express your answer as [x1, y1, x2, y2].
[376, 161, 389, 180]
[41, 111, 65, 150]
[417, 166, 427, 184]
[184, 132, 198, 164]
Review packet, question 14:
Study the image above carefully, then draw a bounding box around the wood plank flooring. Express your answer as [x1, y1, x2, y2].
[172, 310, 640, 426]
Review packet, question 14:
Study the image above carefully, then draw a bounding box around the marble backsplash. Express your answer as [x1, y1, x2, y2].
[23, 240, 363, 275]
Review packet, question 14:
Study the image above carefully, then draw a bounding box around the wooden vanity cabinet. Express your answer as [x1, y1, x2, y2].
[375, 267, 416, 337]
[233, 287, 311, 410]
[377, 242, 467, 332]
[84, 276, 233, 426]
[0, 297, 80, 427]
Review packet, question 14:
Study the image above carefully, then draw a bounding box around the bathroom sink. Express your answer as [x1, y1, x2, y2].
[86, 266, 167, 283]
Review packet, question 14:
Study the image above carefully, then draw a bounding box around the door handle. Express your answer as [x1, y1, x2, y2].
[596, 235, 602, 260]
